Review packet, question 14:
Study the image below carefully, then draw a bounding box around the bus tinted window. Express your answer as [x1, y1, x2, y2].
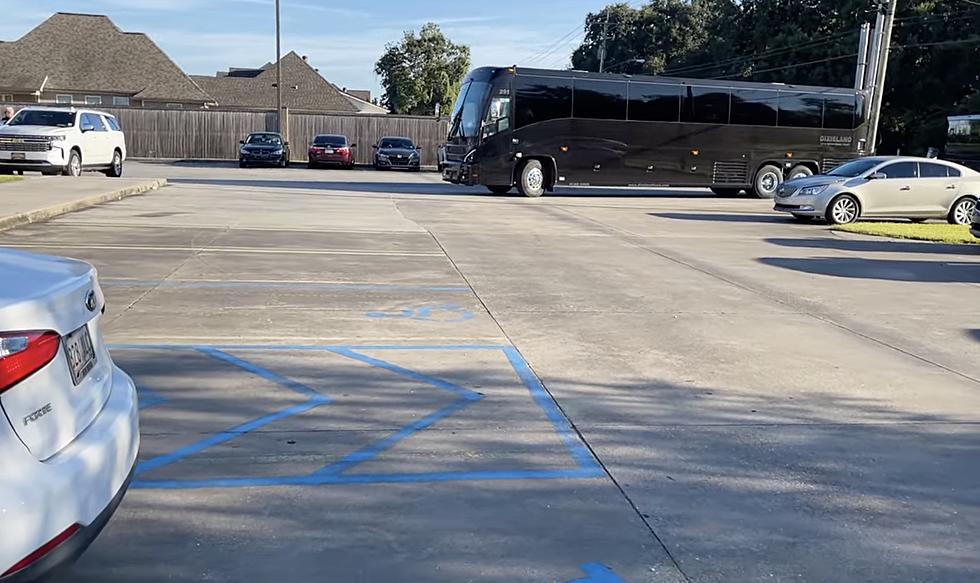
[823, 95, 856, 129]
[730, 89, 778, 126]
[515, 76, 573, 128]
[573, 79, 627, 120]
[681, 87, 730, 124]
[779, 92, 823, 128]
[628, 83, 680, 122]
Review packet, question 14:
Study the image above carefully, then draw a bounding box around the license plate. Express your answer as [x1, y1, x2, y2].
[11, 153, 25, 160]
[64, 324, 97, 385]
[323, 149, 335, 154]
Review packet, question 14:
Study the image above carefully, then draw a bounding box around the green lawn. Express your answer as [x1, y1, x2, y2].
[0, 175, 23, 185]
[833, 222, 979, 244]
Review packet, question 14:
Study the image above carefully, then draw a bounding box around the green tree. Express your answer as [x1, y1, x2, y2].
[375, 23, 471, 115]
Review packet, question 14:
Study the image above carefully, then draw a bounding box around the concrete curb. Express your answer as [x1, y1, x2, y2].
[0, 179, 167, 232]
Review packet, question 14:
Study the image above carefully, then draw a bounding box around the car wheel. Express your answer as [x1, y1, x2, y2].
[63, 150, 82, 177]
[711, 187, 741, 197]
[751, 164, 783, 199]
[826, 194, 860, 225]
[787, 164, 814, 180]
[947, 197, 976, 226]
[487, 185, 512, 195]
[239, 161, 248, 168]
[308, 162, 317, 169]
[105, 150, 123, 178]
[791, 214, 814, 222]
[517, 160, 546, 198]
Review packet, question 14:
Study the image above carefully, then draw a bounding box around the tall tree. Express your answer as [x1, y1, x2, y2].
[375, 23, 471, 115]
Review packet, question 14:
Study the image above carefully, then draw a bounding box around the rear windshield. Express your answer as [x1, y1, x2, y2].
[246, 134, 282, 145]
[828, 158, 881, 177]
[379, 138, 414, 149]
[314, 136, 347, 147]
[7, 110, 76, 128]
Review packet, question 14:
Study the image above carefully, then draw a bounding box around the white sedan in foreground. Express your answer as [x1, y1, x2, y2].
[0, 250, 139, 582]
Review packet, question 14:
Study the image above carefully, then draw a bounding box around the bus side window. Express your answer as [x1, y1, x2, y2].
[823, 94, 856, 130]
[682, 86, 731, 124]
[483, 97, 511, 138]
[730, 89, 778, 126]
[514, 76, 572, 129]
[778, 92, 823, 128]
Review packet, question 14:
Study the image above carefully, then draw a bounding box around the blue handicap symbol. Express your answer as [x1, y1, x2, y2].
[366, 304, 474, 323]
[567, 563, 625, 583]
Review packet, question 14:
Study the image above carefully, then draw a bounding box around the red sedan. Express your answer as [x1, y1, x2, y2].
[308, 134, 355, 169]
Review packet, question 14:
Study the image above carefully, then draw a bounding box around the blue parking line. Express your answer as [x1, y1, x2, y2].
[137, 387, 167, 410]
[327, 347, 483, 400]
[569, 563, 625, 583]
[101, 279, 470, 293]
[110, 344, 509, 352]
[503, 346, 601, 472]
[197, 347, 328, 400]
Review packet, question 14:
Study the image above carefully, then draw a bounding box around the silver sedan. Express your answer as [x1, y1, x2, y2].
[773, 156, 980, 224]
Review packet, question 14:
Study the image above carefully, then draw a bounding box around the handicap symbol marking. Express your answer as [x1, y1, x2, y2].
[568, 563, 625, 583]
[366, 304, 474, 323]
[110, 344, 604, 490]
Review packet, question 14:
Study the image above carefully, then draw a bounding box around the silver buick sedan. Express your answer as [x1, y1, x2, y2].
[773, 156, 980, 224]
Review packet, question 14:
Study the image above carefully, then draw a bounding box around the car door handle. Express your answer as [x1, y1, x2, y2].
[899, 186, 911, 191]
[946, 185, 957, 190]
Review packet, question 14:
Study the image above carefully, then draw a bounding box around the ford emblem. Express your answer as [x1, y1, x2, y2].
[85, 290, 98, 312]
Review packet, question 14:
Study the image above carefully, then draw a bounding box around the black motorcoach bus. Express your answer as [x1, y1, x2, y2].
[442, 66, 870, 198]
[947, 115, 980, 171]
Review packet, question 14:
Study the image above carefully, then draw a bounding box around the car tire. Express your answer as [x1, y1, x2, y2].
[487, 185, 512, 195]
[308, 162, 317, 169]
[711, 187, 741, 197]
[63, 150, 82, 177]
[787, 164, 814, 180]
[517, 160, 546, 198]
[791, 214, 814, 222]
[751, 164, 783, 199]
[947, 196, 976, 226]
[825, 194, 860, 225]
[105, 150, 123, 178]
[239, 161, 248, 168]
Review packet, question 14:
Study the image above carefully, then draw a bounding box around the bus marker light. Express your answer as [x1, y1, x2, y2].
[691, 149, 700, 156]
[560, 146, 569, 153]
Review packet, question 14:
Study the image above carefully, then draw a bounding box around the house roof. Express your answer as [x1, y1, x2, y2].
[0, 13, 213, 104]
[191, 52, 359, 113]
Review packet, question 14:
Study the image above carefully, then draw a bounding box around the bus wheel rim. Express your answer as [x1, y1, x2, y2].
[760, 172, 778, 193]
[527, 167, 544, 191]
[955, 200, 974, 225]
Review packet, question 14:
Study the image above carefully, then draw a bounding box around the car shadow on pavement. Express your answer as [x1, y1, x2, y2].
[68, 358, 980, 583]
[967, 329, 980, 343]
[766, 237, 977, 255]
[167, 178, 715, 199]
[652, 212, 795, 224]
[759, 256, 980, 283]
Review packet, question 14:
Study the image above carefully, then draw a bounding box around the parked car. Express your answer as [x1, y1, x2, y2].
[971, 204, 980, 238]
[308, 134, 355, 169]
[0, 107, 126, 177]
[773, 156, 979, 225]
[239, 132, 290, 168]
[373, 137, 421, 171]
[0, 249, 139, 582]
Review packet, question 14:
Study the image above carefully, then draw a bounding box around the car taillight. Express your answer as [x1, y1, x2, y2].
[1, 524, 81, 577]
[0, 330, 61, 394]
[337, 147, 349, 153]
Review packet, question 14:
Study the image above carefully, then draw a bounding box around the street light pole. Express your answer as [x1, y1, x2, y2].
[867, 0, 898, 154]
[598, 10, 610, 73]
[275, 0, 283, 136]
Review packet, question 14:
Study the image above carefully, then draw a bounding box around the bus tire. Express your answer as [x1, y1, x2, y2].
[711, 188, 741, 197]
[751, 164, 783, 199]
[487, 185, 512, 195]
[788, 164, 814, 180]
[518, 160, 546, 198]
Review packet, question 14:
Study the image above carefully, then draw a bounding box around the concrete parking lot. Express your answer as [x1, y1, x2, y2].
[4, 162, 978, 582]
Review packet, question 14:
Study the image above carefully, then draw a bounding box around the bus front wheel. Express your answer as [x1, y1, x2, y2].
[751, 164, 783, 199]
[518, 160, 546, 198]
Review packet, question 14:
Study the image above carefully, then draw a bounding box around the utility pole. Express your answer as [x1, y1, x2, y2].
[275, 0, 284, 139]
[598, 10, 610, 73]
[867, 0, 898, 154]
[854, 22, 871, 91]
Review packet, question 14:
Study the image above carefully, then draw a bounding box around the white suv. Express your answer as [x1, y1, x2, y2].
[0, 107, 126, 177]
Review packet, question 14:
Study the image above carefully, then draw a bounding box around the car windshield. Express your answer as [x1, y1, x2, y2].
[380, 138, 414, 149]
[827, 158, 882, 177]
[247, 134, 282, 145]
[314, 136, 346, 147]
[7, 110, 76, 128]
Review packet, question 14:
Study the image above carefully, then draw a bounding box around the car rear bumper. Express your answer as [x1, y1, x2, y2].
[309, 155, 352, 165]
[0, 365, 140, 580]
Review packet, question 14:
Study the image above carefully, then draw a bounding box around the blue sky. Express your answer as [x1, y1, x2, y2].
[0, 0, 620, 98]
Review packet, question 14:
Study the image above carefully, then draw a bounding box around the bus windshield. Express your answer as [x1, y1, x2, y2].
[449, 81, 491, 139]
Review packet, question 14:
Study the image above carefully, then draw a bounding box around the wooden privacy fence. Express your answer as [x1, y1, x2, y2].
[6, 104, 449, 165]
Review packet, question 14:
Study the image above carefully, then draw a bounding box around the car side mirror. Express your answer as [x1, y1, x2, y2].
[350, 143, 357, 148]
[868, 172, 886, 180]
[284, 141, 289, 146]
[81, 124, 95, 133]
[372, 144, 378, 149]
[239, 140, 245, 145]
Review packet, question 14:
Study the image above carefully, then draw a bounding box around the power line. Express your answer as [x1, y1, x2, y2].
[529, 31, 585, 67]
[895, 36, 980, 48]
[522, 23, 582, 64]
[713, 52, 860, 79]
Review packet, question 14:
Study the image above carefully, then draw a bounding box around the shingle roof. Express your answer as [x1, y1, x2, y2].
[0, 13, 213, 104]
[191, 52, 358, 113]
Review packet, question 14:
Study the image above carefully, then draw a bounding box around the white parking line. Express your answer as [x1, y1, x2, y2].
[2, 243, 445, 257]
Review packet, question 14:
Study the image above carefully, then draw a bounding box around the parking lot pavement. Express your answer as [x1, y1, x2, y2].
[4, 162, 979, 582]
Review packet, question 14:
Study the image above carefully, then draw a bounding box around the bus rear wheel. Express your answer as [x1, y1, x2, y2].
[751, 164, 783, 199]
[711, 188, 741, 197]
[517, 160, 546, 198]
